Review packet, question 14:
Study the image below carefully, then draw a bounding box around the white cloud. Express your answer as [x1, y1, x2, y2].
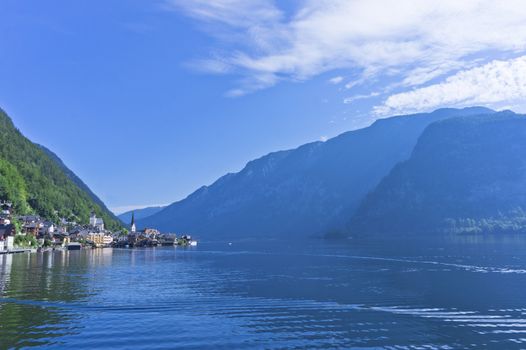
[166, 0, 526, 96]
[328, 76, 343, 84]
[374, 56, 526, 116]
[344, 91, 380, 104]
[319, 135, 328, 142]
[164, 0, 282, 28]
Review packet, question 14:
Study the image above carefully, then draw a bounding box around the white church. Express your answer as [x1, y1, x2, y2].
[89, 212, 104, 231]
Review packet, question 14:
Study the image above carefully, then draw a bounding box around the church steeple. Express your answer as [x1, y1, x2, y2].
[130, 212, 136, 233]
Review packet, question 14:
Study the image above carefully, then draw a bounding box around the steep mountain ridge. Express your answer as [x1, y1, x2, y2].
[39, 145, 123, 225]
[139, 107, 493, 238]
[0, 108, 121, 230]
[118, 206, 165, 224]
[349, 110, 526, 236]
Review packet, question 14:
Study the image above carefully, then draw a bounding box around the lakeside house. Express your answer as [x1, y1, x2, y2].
[122, 212, 196, 247]
[67, 242, 81, 250]
[1, 201, 11, 215]
[122, 213, 180, 247]
[0, 203, 196, 252]
[0, 224, 15, 251]
[89, 212, 105, 231]
[39, 221, 55, 236]
[0, 215, 10, 225]
[19, 215, 43, 236]
[123, 212, 163, 247]
[180, 235, 198, 246]
[87, 232, 114, 247]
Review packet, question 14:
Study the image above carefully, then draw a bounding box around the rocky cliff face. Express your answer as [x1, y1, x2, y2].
[350, 111, 526, 236]
[139, 107, 493, 238]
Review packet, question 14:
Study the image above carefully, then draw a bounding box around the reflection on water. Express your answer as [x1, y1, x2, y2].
[2, 237, 526, 348]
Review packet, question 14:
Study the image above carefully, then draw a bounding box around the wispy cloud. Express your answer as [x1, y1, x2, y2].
[164, 0, 282, 28]
[374, 56, 526, 115]
[328, 76, 344, 85]
[165, 0, 526, 97]
[344, 91, 380, 104]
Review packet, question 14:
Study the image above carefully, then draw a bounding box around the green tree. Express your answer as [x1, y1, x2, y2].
[0, 108, 122, 230]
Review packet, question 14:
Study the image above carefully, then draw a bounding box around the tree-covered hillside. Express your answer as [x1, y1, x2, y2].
[0, 158, 29, 214]
[0, 108, 121, 230]
[39, 145, 123, 226]
[350, 111, 526, 236]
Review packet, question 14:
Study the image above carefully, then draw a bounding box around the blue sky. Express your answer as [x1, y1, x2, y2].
[2, 1, 526, 214]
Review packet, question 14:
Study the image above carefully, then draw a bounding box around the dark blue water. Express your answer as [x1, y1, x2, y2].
[2, 236, 526, 349]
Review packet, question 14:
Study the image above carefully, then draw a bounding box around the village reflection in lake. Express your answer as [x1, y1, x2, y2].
[2, 236, 526, 349]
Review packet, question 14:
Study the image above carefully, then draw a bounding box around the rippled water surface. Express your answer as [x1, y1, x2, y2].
[2, 236, 526, 349]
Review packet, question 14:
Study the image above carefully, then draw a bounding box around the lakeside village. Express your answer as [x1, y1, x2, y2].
[0, 201, 197, 254]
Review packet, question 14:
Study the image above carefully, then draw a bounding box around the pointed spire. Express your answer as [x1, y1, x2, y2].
[130, 211, 136, 233]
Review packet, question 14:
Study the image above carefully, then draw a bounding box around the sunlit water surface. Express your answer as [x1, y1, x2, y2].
[2, 236, 526, 349]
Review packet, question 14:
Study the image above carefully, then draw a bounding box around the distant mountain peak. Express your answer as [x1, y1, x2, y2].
[350, 109, 526, 236]
[137, 107, 503, 238]
[118, 206, 166, 225]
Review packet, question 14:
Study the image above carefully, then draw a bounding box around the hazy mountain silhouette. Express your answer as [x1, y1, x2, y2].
[118, 206, 165, 225]
[350, 110, 526, 236]
[139, 107, 493, 238]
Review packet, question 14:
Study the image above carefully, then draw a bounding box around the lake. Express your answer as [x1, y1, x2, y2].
[2, 236, 526, 349]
